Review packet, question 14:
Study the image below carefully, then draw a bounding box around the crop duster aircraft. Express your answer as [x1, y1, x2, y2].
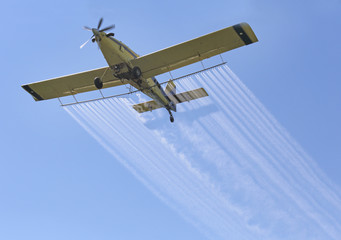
[22, 19, 258, 122]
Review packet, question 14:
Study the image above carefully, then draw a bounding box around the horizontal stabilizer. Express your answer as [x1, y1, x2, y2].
[132, 100, 163, 113]
[168, 88, 208, 104]
[132, 87, 208, 114]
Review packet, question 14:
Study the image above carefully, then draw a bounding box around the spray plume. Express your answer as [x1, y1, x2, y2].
[64, 65, 341, 240]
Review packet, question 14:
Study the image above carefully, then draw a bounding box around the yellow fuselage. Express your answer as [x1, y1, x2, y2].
[95, 31, 174, 111]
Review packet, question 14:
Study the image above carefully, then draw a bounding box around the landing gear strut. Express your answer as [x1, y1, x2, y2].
[112, 64, 142, 86]
[168, 110, 174, 123]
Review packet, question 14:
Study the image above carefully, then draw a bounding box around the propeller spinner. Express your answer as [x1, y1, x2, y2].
[80, 18, 115, 49]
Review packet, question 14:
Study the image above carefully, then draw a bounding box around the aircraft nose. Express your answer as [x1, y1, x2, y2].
[92, 28, 100, 36]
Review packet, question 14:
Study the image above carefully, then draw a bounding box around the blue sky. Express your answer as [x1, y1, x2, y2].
[1, 0, 341, 239]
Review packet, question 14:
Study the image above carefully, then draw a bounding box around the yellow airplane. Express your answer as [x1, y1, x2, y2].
[22, 18, 258, 122]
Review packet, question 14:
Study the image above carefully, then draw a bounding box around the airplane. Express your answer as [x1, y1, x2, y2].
[22, 18, 258, 122]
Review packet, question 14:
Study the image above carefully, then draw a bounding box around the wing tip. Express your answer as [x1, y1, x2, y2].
[233, 22, 259, 45]
[22, 85, 44, 101]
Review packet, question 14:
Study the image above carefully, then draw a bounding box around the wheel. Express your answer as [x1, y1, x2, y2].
[132, 66, 142, 79]
[114, 64, 120, 73]
[170, 115, 174, 123]
[94, 77, 103, 89]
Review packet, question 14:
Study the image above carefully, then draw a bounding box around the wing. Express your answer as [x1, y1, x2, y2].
[130, 22, 258, 79]
[22, 67, 127, 101]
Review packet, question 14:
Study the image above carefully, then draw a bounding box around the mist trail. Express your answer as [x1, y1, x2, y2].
[64, 65, 341, 240]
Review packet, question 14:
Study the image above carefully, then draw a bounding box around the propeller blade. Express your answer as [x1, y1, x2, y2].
[83, 26, 92, 31]
[80, 35, 94, 49]
[100, 25, 115, 32]
[97, 18, 103, 29]
[80, 19, 115, 50]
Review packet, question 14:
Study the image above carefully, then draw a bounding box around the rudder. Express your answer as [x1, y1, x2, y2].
[165, 80, 176, 96]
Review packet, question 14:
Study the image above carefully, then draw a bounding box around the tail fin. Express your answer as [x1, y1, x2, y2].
[165, 81, 177, 111]
[165, 80, 176, 96]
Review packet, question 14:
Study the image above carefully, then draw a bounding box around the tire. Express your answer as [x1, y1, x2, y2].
[94, 77, 103, 89]
[132, 66, 142, 79]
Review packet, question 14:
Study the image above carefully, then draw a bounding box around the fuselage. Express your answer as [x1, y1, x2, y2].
[93, 30, 176, 112]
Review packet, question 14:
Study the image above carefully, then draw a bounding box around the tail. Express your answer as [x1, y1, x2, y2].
[165, 81, 208, 105]
[132, 81, 208, 114]
[165, 80, 176, 96]
[165, 81, 177, 111]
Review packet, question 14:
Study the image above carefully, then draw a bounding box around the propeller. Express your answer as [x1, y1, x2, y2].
[80, 18, 115, 49]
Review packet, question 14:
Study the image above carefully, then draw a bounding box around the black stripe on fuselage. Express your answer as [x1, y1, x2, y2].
[233, 24, 252, 45]
[108, 37, 139, 59]
[22, 85, 44, 101]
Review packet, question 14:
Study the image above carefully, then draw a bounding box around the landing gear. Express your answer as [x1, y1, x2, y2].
[112, 64, 142, 83]
[168, 109, 174, 123]
[94, 77, 103, 89]
[132, 66, 142, 79]
[113, 64, 121, 74]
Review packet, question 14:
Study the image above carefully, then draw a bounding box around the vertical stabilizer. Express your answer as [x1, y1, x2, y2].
[165, 80, 176, 96]
[165, 81, 177, 111]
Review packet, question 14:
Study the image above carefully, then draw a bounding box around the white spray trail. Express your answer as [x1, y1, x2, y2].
[64, 65, 341, 240]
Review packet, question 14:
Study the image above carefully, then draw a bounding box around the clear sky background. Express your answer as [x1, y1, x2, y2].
[1, 0, 341, 239]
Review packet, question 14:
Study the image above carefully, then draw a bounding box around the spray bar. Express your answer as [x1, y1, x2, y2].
[60, 62, 226, 107]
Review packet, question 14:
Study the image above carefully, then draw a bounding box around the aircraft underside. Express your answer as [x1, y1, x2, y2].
[22, 18, 258, 123]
